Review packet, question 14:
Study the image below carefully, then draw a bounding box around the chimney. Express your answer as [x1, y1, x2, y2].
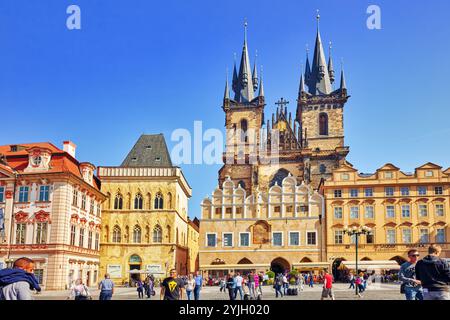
[63, 141, 77, 158]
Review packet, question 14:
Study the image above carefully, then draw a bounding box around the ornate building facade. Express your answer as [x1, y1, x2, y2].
[200, 18, 343, 275]
[0, 141, 105, 290]
[98, 134, 196, 284]
[322, 162, 450, 280]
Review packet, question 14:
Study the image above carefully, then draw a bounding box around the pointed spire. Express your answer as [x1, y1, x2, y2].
[252, 50, 258, 91]
[340, 59, 347, 91]
[328, 41, 335, 84]
[224, 69, 230, 100]
[305, 45, 311, 83]
[258, 66, 265, 97]
[309, 11, 333, 95]
[232, 53, 238, 93]
[299, 63, 306, 94]
[234, 20, 255, 103]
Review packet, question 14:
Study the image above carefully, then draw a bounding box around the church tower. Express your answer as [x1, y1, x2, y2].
[296, 13, 350, 185]
[219, 22, 265, 194]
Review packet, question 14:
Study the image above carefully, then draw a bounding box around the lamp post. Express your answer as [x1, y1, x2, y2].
[343, 225, 372, 295]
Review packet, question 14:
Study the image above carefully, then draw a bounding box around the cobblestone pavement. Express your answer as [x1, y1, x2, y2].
[34, 283, 403, 300]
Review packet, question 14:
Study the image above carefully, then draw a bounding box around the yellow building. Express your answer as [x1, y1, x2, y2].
[187, 218, 200, 273]
[322, 162, 450, 280]
[200, 176, 327, 277]
[97, 134, 194, 284]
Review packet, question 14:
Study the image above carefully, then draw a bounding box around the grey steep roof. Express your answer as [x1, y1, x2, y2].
[121, 134, 173, 167]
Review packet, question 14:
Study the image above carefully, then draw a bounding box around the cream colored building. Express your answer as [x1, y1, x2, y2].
[200, 175, 326, 277]
[98, 134, 194, 284]
[322, 162, 450, 280]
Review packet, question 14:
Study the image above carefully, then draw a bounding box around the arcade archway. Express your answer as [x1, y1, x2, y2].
[271, 257, 290, 275]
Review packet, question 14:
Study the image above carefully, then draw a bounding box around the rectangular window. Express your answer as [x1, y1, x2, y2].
[386, 229, 396, 244]
[350, 234, 357, 244]
[97, 204, 101, 217]
[72, 189, 78, 206]
[0, 186, 5, 202]
[223, 233, 233, 247]
[365, 206, 374, 219]
[418, 204, 428, 217]
[350, 189, 359, 198]
[306, 232, 317, 245]
[334, 207, 343, 219]
[385, 187, 394, 197]
[88, 231, 93, 249]
[350, 206, 359, 219]
[95, 232, 100, 250]
[401, 205, 411, 218]
[225, 207, 232, 214]
[39, 185, 50, 202]
[418, 186, 427, 196]
[81, 194, 86, 210]
[434, 186, 443, 195]
[240, 233, 250, 247]
[366, 233, 374, 244]
[206, 234, 217, 247]
[419, 229, 429, 244]
[402, 229, 412, 244]
[386, 205, 395, 218]
[90, 200, 94, 215]
[436, 229, 446, 243]
[274, 206, 281, 213]
[435, 204, 444, 217]
[79, 228, 85, 247]
[70, 225, 76, 246]
[15, 223, 26, 244]
[35, 222, 48, 244]
[18, 186, 29, 202]
[34, 269, 44, 285]
[289, 232, 300, 246]
[365, 188, 373, 197]
[334, 230, 343, 244]
[334, 190, 342, 198]
[401, 187, 410, 196]
[341, 174, 349, 181]
[385, 172, 393, 179]
[272, 232, 283, 246]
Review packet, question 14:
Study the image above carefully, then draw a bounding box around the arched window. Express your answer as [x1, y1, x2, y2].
[238, 180, 246, 189]
[114, 193, 123, 210]
[319, 164, 327, 174]
[319, 113, 328, 136]
[167, 225, 171, 242]
[240, 119, 248, 143]
[167, 192, 173, 209]
[153, 225, 162, 243]
[133, 225, 141, 243]
[112, 225, 121, 243]
[154, 193, 164, 209]
[270, 169, 291, 187]
[134, 194, 143, 210]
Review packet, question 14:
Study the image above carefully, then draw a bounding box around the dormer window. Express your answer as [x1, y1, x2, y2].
[425, 171, 433, 177]
[155, 157, 161, 162]
[146, 146, 152, 150]
[24, 147, 52, 173]
[131, 157, 137, 162]
[385, 172, 393, 179]
[32, 156, 42, 167]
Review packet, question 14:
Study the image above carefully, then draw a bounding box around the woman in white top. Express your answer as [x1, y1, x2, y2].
[185, 274, 195, 300]
[68, 278, 91, 300]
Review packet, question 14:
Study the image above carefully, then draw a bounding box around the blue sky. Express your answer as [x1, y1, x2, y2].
[1, 0, 449, 218]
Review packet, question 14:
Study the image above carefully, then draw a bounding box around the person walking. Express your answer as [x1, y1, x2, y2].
[68, 279, 91, 300]
[234, 272, 244, 300]
[247, 271, 256, 299]
[193, 271, 203, 300]
[226, 274, 235, 300]
[321, 270, 335, 300]
[136, 279, 144, 299]
[185, 274, 195, 300]
[348, 273, 355, 289]
[257, 272, 263, 295]
[308, 274, 314, 288]
[274, 273, 284, 298]
[399, 249, 423, 300]
[416, 244, 450, 300]
[282, 274, 289, 295]
[160, 269, 185, 300]
[254, 272, 260, 297]
[98, 273, 114, 300]
[355, 274, 364, 297]
[0, 257, 41, 300]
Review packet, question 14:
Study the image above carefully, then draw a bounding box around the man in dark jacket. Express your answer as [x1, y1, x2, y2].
[415, 244, 450, 300]
[0, 257, 41, 300]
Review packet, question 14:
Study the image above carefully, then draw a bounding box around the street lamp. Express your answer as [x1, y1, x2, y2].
[343, 225, 372, 295]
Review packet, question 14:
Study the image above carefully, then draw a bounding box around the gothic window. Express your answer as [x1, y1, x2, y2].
[167, 192, 173, 209]
[134, 194, 143, 210]
[114, 193, 123, 210]
[238, 180, 246, 189]
[154, 193, 163, 210]
[112, 225, 121, 243]
[133, 225, 142, 243]
[319, 113, 329, 136]
[270, 169, 291, 187]
[240, 119, 248, 143]
[153, 225, 162, 243]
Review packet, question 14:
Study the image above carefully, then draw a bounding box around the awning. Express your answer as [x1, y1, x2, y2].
[338, 260, 400, 271]
[200, 264, 270, 271]
[292, 262, 330, 270]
